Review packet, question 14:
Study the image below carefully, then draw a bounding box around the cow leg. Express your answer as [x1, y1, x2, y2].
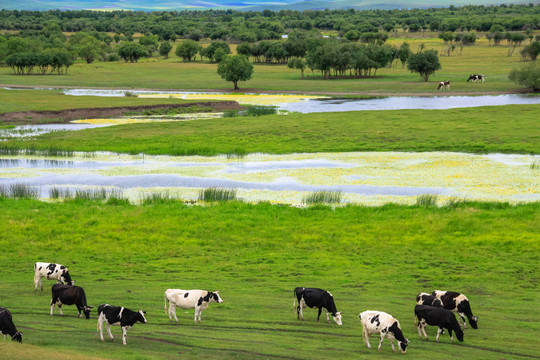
[121, 326, 128, 345]
[448, 328, 454, 341]
[58, 304, 63, 316]
[168, 305, 177, 322]
[436, 327, 443, 343]
[389, 336, 396, 352]
[194, 307, 199, 323]
[362, 328, 371, 349]
[106, 323, 114, 341]
[420, 321, 429, 340]
[459, 313, 468, 328]
[325, 311, 331, 323]
[299, 301, 305, 321]
[98, 316, 105, 341]
[378, 333, 385, 351]
[317, 307, 322, 322]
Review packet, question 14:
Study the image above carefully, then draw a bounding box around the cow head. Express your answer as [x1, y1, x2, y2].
[333, 311, 342, 326]
[61, 270, 73, 286]
[469, 315, 478, 329]
[210, 291, 223, 304]
[138, 310, 147, 324]
[83, 305, 93, 319]
[12, 331, 22, 343]
[398, 338, 410, 354]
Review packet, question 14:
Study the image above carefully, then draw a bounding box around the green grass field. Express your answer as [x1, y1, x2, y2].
[0, 38, 530, 94]
[0, 199, 539, 360]
[3, 104, 538, 155]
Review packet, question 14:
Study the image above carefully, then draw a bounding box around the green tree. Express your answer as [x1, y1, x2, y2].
[407, 49, 441, 81]
[217, 55, 254, 90]
[118, 42, 147, 63]
[175, 39, 200, 62]
[398, 42, 411, 68]
[236, 42, 252, 58]
[75, 35, 102, 64]
[287, 57, 306, 79]
[520, 41, 540, 61]
[509, 62, 540, 91]
[139, 35, 159, 57]
[159, 42, 172, 59]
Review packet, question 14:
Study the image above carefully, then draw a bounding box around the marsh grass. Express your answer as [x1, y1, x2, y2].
[416, 193, 439, 206]
[140, 191, 180, 205]
[445, 196, 467, 208]
[198, 187, 237, 201]
[49, 186, 72, 199]
[531, 160, 540, 170]
[303, 190, 342, 204]
[0, 183, 39, 199]
[0, 145, 74, 157]
[223, 106, 277, 118]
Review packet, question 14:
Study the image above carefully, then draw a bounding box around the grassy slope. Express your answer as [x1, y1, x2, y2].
[0, 38, 529, 94]
[0, 200, 538, 359]
[3, 104, 538, 155]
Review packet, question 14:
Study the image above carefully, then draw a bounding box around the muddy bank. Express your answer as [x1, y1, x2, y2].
[0, 101, 243, 125]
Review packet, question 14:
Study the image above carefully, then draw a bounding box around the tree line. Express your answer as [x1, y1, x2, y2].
[0, 4, 539, 43]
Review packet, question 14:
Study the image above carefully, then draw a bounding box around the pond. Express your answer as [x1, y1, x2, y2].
[1, 152, 538, 206]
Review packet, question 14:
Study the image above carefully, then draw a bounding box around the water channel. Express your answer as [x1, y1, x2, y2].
[1, 89, 539, 205]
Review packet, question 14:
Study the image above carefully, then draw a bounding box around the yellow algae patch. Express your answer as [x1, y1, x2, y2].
[138, 93, 325, 106]
[72, 113, 222, 125]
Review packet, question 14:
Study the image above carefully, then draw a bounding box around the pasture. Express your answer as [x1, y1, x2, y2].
[0, 38, 530, 94]
[2, 104, 538, 155]
[0, 199, 539, 359]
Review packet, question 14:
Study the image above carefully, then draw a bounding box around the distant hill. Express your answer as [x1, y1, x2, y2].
[0, 0, 531, 11]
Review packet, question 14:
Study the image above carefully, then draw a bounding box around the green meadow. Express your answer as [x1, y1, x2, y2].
[0, 38, 529, 94]
[3, 104, 539, 155]
[0, 199, 539, 360]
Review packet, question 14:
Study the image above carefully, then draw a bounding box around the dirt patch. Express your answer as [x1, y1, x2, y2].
[0, 101, 243, 125]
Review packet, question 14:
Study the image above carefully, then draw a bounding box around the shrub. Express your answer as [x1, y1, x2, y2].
[509, 62, 540, 91]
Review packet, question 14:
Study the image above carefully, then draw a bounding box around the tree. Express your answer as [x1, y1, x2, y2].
[407, 49, 441, 81]
[175, 39, 200, 62]
[520, 41, 540, 61]
[139, 35, 159, 57]
[217, 55, 253, 90]
[75, 35, 102, 64]
[159, 42, 172, 59]
[287, 57, 306, 79]
[118, 42, 147, 63]
[509, 62, 540, 91]
[236, 42, 252, 58]
[398, 42, 411, 68]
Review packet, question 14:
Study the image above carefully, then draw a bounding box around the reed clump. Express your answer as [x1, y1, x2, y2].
[416, 194, 439, 206]
[198, 187, 237, 202]
[303, 190, 342, 204]
[0, 183, 39, 199]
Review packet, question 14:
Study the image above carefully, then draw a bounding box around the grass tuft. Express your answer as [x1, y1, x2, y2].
[416, 193, 439, 206]
[303, 190, 342, 204]
[531, 160, 540, 170]
[140, 191, 179, 205]
[198, 187, 237, 202]
[0, 183, 39, 199]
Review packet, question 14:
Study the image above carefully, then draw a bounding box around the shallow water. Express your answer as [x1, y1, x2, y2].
[1, 152, 538, 205]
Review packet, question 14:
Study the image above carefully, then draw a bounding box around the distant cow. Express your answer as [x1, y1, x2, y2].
[164, 289, 223, 323]
[97, 304, 147, 345]
[0, 307, 22, 343]
[359, 310, 410, 353]
[293, 287, 342, 325]
[34, 262, 73, 291]
[437, 81, 451, 90]
[50, 284, 93, 319]
[415, 304, 464, 342]
[416, 292, 442, 307]
[432, 290, 478, 329]
[467, 74, 485, 83]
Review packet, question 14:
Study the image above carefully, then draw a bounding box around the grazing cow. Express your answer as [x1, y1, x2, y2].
[50, 284, 93, 319]
[293, 287, 343, 325]
[467, 74, 485, 83]
[437, 81, 451, 90]
[0, 307, 22, 343]
[415, 304, 464, 342]
[97, 304, 147, 345]
[359, 310, 410, 353]
[34, 262, 73, 291]
[164, 289, 223, 323]
[416, 292, 442, 307]
[432, 290, 478, 329]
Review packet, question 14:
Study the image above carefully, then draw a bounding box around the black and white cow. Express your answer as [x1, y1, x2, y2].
[293, 287, 342, 325]
[414, 304, 464, 343]
[50, 284, 93, 319]
[437, 81, 451, 90]
[416, 292, 442, 307]
[164, 289, 223, 323]
[467, 74, 485, 83]
[359, 310, 410, 353]
[97, 304, 147, 345]
[432, 290, 478, 329]
[34, 262, 73, 291]
[0, 307, 22, 343]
